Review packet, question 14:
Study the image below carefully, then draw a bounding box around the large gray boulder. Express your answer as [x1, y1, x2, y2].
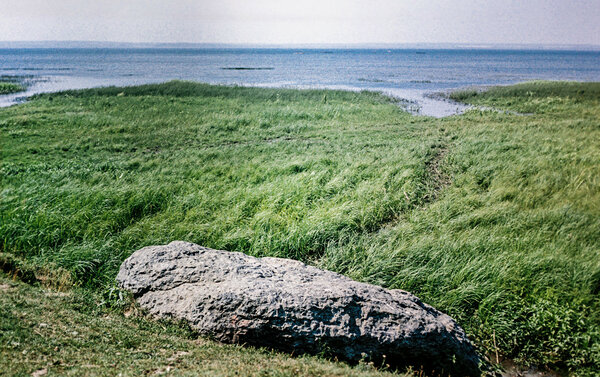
[117, 241, 481, 376]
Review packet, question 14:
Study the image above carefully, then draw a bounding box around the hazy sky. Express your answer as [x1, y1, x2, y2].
[1, 0, 599, 45]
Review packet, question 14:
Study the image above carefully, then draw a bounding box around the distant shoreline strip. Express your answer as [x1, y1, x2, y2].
[220, 67, 274, 70]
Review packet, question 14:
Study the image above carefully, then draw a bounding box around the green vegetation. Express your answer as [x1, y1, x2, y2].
[449, 81, 600, 105]
[0, 274, 403, 376]
[0, 82, 24, 95]
[1, 81, 599, 375]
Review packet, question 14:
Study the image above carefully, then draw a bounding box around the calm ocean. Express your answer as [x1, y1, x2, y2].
[1, 48, 599, 116]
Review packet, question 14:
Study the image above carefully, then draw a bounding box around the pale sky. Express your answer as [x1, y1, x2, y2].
[1, 0, 599, 46]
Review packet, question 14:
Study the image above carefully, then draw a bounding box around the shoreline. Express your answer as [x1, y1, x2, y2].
[0, 76, 475, 117]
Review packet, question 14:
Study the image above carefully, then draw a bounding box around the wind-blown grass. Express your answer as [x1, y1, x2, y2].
[2, 82, 434, 283]
[323, 82, 600, 374]
[1, 81, 599, 375]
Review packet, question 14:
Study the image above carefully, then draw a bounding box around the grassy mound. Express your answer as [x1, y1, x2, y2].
[449, 81, 600, 103]
[0, 82, 25, 95]
[1, 81, 599, 375]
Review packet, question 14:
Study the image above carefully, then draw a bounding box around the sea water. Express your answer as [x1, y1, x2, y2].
[1, 48, 599, 116]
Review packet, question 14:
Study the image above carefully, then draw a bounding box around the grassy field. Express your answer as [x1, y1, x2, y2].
[0, 83, 24, 95]
[1, 81, 599, 375]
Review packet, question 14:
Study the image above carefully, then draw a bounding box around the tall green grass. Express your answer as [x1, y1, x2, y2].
[1, 81, 599, 375]
[2, 82, 432, 283]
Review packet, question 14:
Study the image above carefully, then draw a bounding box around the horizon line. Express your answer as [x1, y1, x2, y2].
[1, 40, 600, 51]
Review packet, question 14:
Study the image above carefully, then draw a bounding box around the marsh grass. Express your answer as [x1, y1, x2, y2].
[3, 82, 432, 284]
[1, 81, 599, 375]
[0, 83, 24, 95]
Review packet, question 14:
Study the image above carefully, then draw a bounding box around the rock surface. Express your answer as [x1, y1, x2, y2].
[117, 241, 481, 376]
